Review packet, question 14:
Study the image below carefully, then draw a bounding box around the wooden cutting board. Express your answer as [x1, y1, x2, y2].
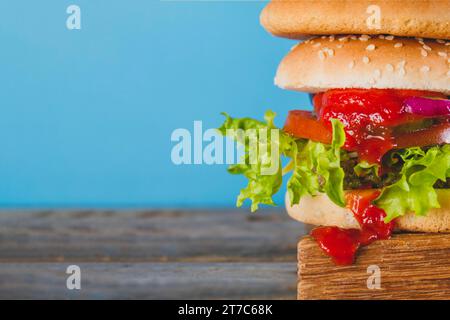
[298, 233, 450, 300]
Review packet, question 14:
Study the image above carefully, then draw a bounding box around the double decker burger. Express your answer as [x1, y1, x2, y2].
[219, 0, 450, 265]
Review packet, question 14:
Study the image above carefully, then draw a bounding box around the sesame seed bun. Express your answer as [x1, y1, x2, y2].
[260, 0, 450, 40]
[285, 190, 450, 233]
[275, 36, 450, 94]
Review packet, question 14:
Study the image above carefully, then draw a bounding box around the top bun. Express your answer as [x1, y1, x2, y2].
[275, 36, 450, 94]
[261, 0, 450, 40]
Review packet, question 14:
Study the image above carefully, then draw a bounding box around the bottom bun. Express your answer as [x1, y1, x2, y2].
[286, 190, 450, 233]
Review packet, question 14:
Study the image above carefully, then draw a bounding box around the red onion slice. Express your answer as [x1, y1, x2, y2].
[404, 97, 450, 116]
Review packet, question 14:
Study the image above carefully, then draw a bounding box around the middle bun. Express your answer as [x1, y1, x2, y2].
[275, 36, 450, 94]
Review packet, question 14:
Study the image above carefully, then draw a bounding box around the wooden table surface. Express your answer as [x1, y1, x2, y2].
[0, 209, 307, 299]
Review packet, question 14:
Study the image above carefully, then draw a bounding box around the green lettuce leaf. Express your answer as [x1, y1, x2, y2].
[354, 161, 380, 178]
[374, 145, 450, 222]
[218, 110, 292, 211]
[218, 111, 346, 211]
[288, 119, 345, 207]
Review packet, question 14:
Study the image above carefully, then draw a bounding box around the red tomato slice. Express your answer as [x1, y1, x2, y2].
[394, 123, 450, 149]
[283, 110, 450, 156]
[283, 110, 331, 144]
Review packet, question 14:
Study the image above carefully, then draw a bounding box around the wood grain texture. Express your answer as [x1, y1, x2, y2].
[298, 233, 450, 300]
[0, 262, 296, 300]
[0, 209, 305, 299]
[0, 209, 306, 262]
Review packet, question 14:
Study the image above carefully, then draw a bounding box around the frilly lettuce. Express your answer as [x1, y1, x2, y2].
[287, 119, 345, 207]
[218, 110, 346, 211]
[354, 161, 380, 178]
[375, 145, 450, 222]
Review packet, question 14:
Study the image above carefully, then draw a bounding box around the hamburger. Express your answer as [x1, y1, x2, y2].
[218, 0, 450, 265]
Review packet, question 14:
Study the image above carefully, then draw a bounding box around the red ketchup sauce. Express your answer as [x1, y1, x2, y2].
[311, 190, 395, 265]
[313, 89, 445, 164]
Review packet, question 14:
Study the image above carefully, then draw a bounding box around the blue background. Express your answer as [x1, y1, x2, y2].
[0, 1, 310, 208]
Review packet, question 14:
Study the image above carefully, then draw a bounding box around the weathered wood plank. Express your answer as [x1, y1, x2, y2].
[0, 262, 296, 300]
[0, 209, 306, 262]
[298, 233, 450, 300]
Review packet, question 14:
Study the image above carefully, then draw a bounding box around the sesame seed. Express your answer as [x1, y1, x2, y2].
[436, 39, 445, 44]
[338, 36, 348, 42]
[373, 69, 381, 77]
[336, 44, 343, 49]
[379, 35, 385, 39]
[394, 42, 403, 48]
[397, 61, 406, 77]
[421, 49, 428, 57]
[329, 35, 335, 41]
[438, 51, 448, 58]
[322, 47, 333, 57]
[362, 56, 370, 64]
[416, 37, 424, 41]
[420, 66, 430, 73]
[359, 35, 370, 41]
[321, 36, 327, 39]
[385, 64, 394, 72]
[419, 40, 425, 45]
[327, 48, 335, 57]
[423, 44, 432, 51]
[385, 35, 394, 41]
[446, 42, 450, 46]
[366, 44, 376, 51]
[348, 61, 355, 69]
[318, 50, 326, 60]
[350, 36, 357, 40]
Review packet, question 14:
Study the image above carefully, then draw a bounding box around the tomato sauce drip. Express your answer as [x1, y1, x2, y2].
[311, 190, 395, 265]
[313, 89, 445, 164]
